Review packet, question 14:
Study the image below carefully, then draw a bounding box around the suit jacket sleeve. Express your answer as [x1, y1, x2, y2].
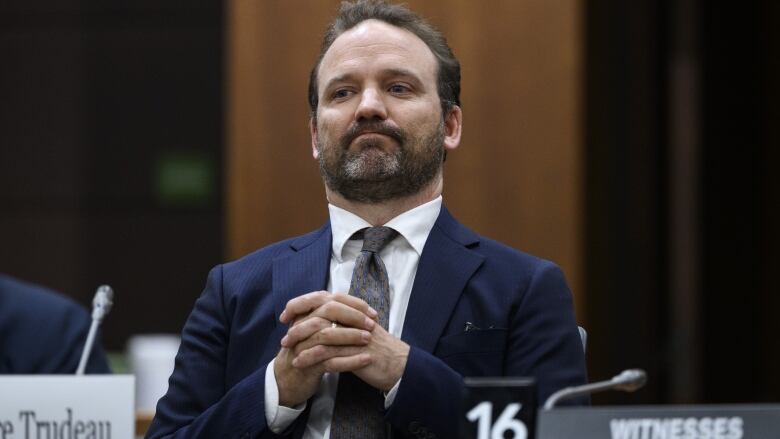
[386, 260, 587, 438]
[146, 265, 283, 439]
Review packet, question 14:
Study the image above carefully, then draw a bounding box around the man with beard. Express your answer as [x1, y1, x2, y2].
[147, 1, 587, 438]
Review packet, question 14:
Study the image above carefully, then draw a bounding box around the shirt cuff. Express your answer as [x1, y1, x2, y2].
[383, 378, 402, 409]
[264, 358, 306, 433]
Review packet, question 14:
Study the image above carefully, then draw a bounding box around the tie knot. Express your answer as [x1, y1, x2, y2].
[359, 226, 398, 253]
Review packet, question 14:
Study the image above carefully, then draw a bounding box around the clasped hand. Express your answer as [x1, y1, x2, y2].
[274, 291, 410, 407]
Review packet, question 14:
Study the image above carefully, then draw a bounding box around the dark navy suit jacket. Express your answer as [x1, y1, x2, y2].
[147, 208, 587, 438]
[0, 274, 111, 374]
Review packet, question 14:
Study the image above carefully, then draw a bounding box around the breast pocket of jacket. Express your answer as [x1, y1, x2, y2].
[434, 328, 507, 376]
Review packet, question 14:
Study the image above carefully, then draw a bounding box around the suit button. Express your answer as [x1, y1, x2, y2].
[409, 421, 422, 433]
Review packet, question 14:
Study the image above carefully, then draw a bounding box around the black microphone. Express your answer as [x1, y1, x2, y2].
[75, 285, 114, 375]
[543, 369, 647, 409]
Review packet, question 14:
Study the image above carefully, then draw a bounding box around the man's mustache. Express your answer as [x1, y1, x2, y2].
[341, 121, 404, 147]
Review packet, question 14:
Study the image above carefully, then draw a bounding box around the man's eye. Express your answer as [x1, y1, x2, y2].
[333, 89, 352, 99]
[388, 84, 411, 94]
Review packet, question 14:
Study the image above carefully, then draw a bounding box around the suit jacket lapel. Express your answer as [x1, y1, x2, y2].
[401, 207, 485, 353]
[272, 223, 332, 327]
[271, 224, 331, 437]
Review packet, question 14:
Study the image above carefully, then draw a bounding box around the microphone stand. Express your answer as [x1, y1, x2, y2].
[75, 285, 114, 375]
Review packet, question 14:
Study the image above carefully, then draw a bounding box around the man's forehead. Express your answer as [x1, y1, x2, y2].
[318, 19, 437, 84]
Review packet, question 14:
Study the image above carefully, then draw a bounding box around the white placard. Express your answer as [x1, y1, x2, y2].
[0, 375, 134, 439]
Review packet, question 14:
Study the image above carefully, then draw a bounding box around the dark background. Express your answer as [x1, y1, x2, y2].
[585, 0, 779, 404]
[0, 0, 223, 352]
[1, 0, 777, 405]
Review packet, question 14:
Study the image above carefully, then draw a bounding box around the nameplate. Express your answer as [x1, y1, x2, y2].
[537, 404, 780, 439]
[461, 377, 536, 439]
[0, 375, 134, 439]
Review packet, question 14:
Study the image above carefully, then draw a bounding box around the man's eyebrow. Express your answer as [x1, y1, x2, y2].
[323, 73, 356, 92]
[381, 68, 425, 86]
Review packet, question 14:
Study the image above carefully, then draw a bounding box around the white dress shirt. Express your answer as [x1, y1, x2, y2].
[264, 196, 442, 438]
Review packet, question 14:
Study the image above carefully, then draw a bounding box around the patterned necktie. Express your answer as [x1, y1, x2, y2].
[330, 226, 398, 439]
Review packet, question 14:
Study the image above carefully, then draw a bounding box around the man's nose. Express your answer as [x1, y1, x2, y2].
[354, 88, 388, 121]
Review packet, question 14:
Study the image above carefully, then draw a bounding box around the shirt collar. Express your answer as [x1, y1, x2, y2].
[328, 196, 443, 262]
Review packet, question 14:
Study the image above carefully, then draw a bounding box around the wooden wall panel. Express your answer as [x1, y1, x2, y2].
[226, 0, 584, 319]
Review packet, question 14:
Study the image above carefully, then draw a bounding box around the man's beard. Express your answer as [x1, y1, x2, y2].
[317, 119, 445, 203]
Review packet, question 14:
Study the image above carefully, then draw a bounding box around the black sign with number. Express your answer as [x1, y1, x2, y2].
[460, 377, 537, 439]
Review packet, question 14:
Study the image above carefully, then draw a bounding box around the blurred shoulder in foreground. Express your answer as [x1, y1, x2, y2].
[0, 274, 111, 374]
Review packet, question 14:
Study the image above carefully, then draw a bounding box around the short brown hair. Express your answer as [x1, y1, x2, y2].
[308, 0, 461, 117]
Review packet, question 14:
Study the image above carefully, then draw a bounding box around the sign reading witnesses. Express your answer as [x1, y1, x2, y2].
[0, 376, 134, 439]
[537, 405, 780, 439]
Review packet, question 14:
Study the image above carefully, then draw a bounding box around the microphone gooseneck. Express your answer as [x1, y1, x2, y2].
[75, 285, 114, 375]
[543, 369, 647, 410]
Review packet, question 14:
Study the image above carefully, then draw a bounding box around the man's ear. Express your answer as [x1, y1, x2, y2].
[443, 105, 462, 151]
[310, 117, 319, 159]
